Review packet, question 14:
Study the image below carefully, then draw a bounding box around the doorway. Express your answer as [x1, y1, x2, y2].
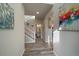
[36, 24, 42, 42]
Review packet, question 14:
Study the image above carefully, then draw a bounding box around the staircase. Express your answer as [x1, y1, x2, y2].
[25, 27, 36, 43]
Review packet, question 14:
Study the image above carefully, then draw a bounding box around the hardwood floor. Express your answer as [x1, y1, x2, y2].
[23, 38, 55, 56]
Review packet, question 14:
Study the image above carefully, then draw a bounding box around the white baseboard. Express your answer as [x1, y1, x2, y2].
[22, 48, 25, 56]
[25, 40, 35, 43]
[53, 50, 58, 56]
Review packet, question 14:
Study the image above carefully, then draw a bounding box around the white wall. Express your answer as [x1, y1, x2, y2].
[44, 6, 53, 43]
[53, 30, 60, 56]
[53, 3, 79, 56]
[60, 31, 79, 56]
[0, 4, 25, 56]
[52, 4, 64, 56]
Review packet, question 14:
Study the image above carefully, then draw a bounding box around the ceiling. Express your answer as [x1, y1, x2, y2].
[23, 3, 53, 20]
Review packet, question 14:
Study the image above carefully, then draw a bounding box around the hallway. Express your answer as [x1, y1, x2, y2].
[0, 3, 79, 56]
[23, 3, 54, 56]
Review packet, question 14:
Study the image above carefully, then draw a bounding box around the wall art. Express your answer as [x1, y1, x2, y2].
[59, 5, 79, 31]
[0, 3, 14, 29]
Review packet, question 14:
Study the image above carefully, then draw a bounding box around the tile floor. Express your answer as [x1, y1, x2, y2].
[23, 38, 55, 56]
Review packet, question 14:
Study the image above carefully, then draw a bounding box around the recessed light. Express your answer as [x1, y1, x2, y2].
[36, 11, 39, 14]
[37, 24, 41, 27]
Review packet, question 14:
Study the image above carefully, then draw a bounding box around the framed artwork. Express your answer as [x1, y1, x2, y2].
[58, 5, 79, 31]
[0, 3, 14, 29]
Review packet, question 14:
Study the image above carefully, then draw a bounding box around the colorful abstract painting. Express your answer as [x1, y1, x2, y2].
[59, 6, 79, 31]
[0, 3, 14, 29]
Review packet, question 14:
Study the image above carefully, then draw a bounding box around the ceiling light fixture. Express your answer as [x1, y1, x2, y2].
[36, 11, 39, 14]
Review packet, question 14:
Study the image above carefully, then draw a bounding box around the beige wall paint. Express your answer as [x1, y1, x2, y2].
[0, 4, 25, 56]
[44, 6, 53, 43]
